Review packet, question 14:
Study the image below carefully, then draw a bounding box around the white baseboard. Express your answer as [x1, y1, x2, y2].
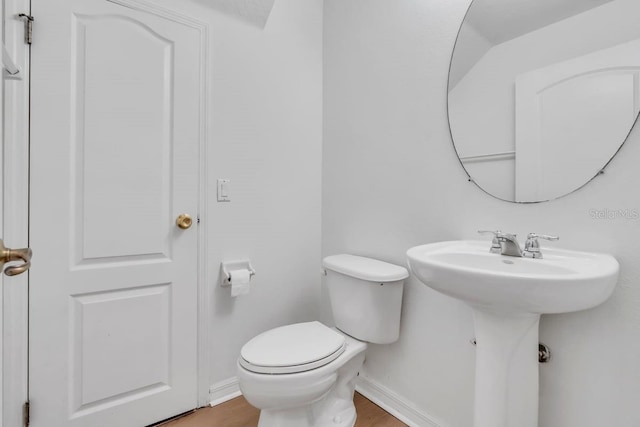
[209, 377, 242, 407]
[356, 375, 446, 427]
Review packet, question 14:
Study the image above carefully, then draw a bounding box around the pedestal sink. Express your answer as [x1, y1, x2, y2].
[406, 240, 619, 427]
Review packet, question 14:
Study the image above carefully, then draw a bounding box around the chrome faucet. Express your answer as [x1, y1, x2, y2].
[479, 230, 523, 257]
[478, 231, 559, 258]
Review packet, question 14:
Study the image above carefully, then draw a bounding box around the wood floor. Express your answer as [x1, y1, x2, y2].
[159, 392, 407, 427]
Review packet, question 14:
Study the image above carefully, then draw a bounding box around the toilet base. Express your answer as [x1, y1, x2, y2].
[257, 405, 355, 427]
[241, 332, 366, 427]
[256, 349, 364, 427]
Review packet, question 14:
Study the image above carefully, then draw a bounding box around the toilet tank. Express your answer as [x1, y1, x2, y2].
[323, 254, 409, 344]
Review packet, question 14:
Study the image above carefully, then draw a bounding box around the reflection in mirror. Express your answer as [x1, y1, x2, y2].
[448, 0, 640, 203]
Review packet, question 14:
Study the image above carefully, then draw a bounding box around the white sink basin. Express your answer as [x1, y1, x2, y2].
[406, 240, 619, 314]
[406, 240, 619, 427]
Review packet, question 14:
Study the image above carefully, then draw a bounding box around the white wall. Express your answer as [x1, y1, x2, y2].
[324, 1, 640, 426]
[150, 0, 323, 391]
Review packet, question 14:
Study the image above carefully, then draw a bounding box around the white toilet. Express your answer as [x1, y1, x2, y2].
[237, 254, 409, 427]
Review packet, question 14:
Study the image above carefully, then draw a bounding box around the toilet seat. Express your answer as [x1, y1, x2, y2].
[239, 321, 346, 374]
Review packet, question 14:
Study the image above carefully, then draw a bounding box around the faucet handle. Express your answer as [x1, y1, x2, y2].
[478, 230, 502, 254]
[523, 233, 559, 259]
[527, 233, 559, 241]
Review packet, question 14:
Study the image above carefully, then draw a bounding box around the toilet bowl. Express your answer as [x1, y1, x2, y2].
[237, 254, 409, 427]
[238, 323, 366, 427]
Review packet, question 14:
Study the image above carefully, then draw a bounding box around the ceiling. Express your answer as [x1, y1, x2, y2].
[466, 0, 615, 45]
[193, 0, 276, 28]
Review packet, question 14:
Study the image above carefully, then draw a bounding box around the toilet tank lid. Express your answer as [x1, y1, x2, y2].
[323, 254, 409, 282]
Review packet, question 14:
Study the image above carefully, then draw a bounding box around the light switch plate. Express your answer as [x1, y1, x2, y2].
[217, 179, 231, 202]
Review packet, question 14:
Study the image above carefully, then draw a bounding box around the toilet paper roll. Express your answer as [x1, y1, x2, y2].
[229, 269, 251, 297]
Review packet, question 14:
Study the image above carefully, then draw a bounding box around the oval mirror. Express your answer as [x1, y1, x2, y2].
[448, 0, 640, 203]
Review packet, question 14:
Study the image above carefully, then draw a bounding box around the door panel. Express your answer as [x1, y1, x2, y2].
[30, 1, 202, 426]
[71, 284, 171, 415]
[73, 14, 175, 262]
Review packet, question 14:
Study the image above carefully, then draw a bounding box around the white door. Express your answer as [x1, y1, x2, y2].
[29, 1, 203, 426]
[515, 39, 640, 201]
[3, 1, 32, 426]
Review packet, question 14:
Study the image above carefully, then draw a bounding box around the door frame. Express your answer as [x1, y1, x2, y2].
[2, 0, 212, 423]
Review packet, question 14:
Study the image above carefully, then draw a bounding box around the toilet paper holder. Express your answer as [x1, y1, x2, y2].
[221, 259, 256, 286]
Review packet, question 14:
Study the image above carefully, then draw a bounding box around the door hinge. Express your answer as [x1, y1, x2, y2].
[18, 14, 34, 45]
[23, 400, 30, 427]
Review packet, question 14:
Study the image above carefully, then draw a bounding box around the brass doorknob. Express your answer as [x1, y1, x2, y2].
[0, 239, 32, 276]
[176, 214, 193, 230]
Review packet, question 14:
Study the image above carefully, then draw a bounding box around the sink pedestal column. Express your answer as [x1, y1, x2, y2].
[472, 309, 540, 427]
